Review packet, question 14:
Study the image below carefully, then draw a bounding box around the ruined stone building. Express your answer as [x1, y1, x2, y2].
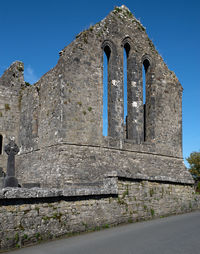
[0, 5, 193, 187]
[1, 5, 199, 250]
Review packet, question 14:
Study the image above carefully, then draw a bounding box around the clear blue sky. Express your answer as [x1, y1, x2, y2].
[0, 0, 199, 166]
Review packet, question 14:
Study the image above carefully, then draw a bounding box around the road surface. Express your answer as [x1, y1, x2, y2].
[4, 211, 200, 254]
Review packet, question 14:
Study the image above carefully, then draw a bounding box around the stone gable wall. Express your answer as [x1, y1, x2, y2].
[18, 6, 183, 156]
[11, 6, 189, 187]
[0, 8, 196, 252]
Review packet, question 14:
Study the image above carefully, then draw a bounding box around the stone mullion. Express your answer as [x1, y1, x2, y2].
[127, 55, 143, 143]
[145, 71, 155, 142]
[107, 53, 124, 139]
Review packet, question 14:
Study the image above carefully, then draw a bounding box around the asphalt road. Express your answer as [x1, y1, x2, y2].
[4, 211, 200, 254]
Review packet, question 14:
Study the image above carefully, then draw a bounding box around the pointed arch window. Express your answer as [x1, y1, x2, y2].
[103, 45, 111, 136]
[123, 43, 130, 123]
[123, 42, 130, 139]
[143, 59, 150, 142]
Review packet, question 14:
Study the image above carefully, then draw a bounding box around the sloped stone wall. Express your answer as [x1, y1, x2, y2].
[0, 178, 199, 251]
[16, 143, 193, 189]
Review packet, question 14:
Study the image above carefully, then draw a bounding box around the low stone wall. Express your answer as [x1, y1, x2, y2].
[0, 177, 199, 251]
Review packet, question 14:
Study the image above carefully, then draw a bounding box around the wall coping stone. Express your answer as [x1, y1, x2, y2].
[105, 171, 194, 185]
[0, 172, 194, 200]
[0, 177, 118, 199]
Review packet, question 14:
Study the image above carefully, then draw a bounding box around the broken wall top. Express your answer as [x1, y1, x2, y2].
[0, 5, 192, 186]
[17, 5, 183, 156]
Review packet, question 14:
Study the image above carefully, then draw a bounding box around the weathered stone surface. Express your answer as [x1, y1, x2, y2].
[16, 144, 193, 188]
[0, 177, 4, 188]
[0, 5, 189, 187]
[4, 139, 19, 187]
[0, 168, 5, 189]
[3, 177, 18, 188]
[0, 177, 118, 199]
[0, 61, 25, 173]
[0, 178, 199, 251]
[22, 183, 40, 188]
[0, 6, 197, 251]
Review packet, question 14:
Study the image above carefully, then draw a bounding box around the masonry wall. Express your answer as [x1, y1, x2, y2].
[18, 6, 183, 154]
[0, 179, 199, 251]
[16, 143, 193, 189]
[19, 34, 103, 153]
[14, 6, 188, 188]
[0, 6, 196, 252]
[0, 62, 24, 172]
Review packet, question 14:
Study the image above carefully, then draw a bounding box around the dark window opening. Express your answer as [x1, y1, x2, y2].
[104, 45, 111, 61]
[0, 135, 3, 155]
[143, 59, 150, 73]
[124, 43, 130, 58]
[103, 46, 111, 136]
[124, 43, 130, 138]
[123, 48, 128, 124]
[143, 59, 150, 142]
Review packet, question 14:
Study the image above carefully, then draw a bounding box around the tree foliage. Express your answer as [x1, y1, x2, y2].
[186, 152, 200, 182]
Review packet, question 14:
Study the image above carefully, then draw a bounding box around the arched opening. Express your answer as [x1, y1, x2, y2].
[0, 135, 3, 155]
[123, 42, 130, 139]
[143, 59, 150, 142]
[103, 45, 111, 136]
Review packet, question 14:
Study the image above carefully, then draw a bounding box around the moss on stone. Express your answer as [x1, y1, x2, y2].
[5, 103, 10, 111]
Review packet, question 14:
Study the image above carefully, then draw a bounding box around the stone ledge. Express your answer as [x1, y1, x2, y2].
[0, 177, 118, 199]
[18, 140, 183, 159]
[0, 172, 194, 200]
[105, 171, 194, 185]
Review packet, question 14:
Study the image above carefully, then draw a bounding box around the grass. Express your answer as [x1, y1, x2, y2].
[150, 209, 155, 217]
